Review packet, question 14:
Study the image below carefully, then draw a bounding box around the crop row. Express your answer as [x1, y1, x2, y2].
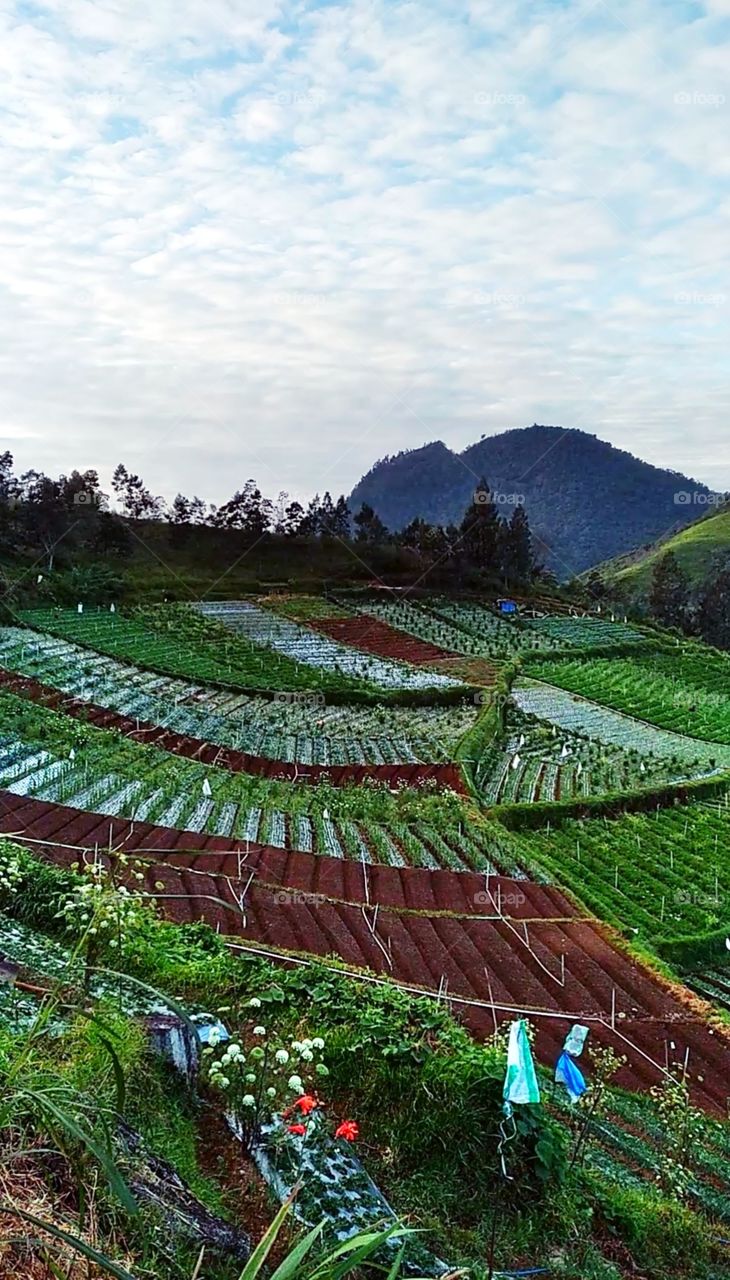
[507, 796, 730, 943]
[526, 651, 730, 744]
[344, 597, 650, 664]
[687, 968, 730, 1013]
[0, 691, 516, 873]
[196, 601, 461, 691]
[21, 606, 466, 704]
[425, 599, 569, 658]
[549, 1086, 730, 1224]
[519, 614, 647, 649]
[476, 703, 705, 807]
[512, 680, 730, 771]
[0, 627, 475, 765]
[19, 606, 375, 697]
[350, 598, 500, 657]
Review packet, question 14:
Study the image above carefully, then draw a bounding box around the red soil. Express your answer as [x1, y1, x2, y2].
[309, 616, 453, 664]
[0, 668, 466, 794]
[2, 790, 726, 1115]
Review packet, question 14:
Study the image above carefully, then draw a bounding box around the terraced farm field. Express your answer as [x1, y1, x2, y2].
[510, 797, 730, 942]
[0, 627, 473, 767]
[350, 597, 501, 657]
[475, 699, 722, 806]
[21, 605, 468, 703]
[1, 795, 726, 1113]
[5, 595, 729, 1121]
[0, 687, 510, 871]
[526, 647, 730, 743]
[196, 600, 460, 691]
[510, 680, 730, 776]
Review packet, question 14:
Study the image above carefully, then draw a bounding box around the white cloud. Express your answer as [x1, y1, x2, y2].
[0, 0, 728, 511]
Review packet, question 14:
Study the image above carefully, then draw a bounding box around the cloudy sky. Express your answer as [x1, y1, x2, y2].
[1, 0, 728, 509]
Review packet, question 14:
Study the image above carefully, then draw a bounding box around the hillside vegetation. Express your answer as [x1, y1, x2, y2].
[589, 504, 730, 601]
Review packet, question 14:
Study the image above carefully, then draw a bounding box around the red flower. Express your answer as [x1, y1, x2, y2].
[287, 1123, 306, 1136]
[295, 1094, 318, 1115]
[335, 1120, 359, 1142]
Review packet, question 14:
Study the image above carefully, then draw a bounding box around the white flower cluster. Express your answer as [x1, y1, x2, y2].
[202, 1000, 328, 1125]
[55, 859, 146, 946]
[0, 849, 23, 896]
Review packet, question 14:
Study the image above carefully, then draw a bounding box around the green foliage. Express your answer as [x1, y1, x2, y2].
[526, 645, 730, 743]
[593, 1180, 712, 1276]
[505, 795, 730, 944]
[649, 550, 690, 630]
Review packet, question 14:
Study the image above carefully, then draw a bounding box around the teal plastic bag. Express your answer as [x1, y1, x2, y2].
[503, 1020, 540, 1107]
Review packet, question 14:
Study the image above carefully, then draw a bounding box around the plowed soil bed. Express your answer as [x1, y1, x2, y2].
[2, 791, 726, 1114]
[309, 617, 453, 665]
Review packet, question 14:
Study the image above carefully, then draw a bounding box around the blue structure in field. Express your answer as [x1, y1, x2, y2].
[496, 598, 518, 615]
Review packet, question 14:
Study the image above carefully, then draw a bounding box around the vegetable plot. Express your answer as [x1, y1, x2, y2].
[519, 614, 648, 649]
[425, 599, 565, 658]
[20, 607, 378, 699]
[5, 805, 726, 1112]
[0, 691, 505, 873]
[197, 601, 462, 692]
[512, 680, 730, 772]
[508, 796, 730, 943]
[0, 627, 475, 765]
[476, 703, 703, 806]
[526, 649, 730, 744]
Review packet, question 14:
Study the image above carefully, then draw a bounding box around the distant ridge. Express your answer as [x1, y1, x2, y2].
[349, 425, 714, 576]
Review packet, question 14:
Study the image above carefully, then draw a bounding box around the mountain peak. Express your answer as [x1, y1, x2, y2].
[349, 426, 712, 576]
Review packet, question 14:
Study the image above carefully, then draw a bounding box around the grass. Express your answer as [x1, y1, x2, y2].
[593, 505, 730, 597]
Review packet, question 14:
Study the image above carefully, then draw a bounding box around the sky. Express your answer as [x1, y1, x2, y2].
[0, 0, 728, 510]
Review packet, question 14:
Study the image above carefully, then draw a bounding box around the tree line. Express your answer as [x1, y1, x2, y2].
[648, 549, 730, 650]
[0, 452, 541, 587]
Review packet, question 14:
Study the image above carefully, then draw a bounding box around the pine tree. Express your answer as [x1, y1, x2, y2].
[300, 494, 322, 537]
[318, 492, 337, 536]
[354, 503, 388, 544]
[501, 504, 534, 584]
[459, 478, 502, 573]
[697, 558, 730, 649]
[171, 494, 192, 524]
[649, 551, 689, 630]
[331, 495, 352, 539]
[111, 464, 163, 520]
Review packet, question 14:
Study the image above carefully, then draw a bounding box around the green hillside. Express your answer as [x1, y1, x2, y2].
[590, 503, 730, 599]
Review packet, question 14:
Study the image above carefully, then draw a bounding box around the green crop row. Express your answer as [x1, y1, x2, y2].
[525, 650, 730, 744]
[504, 796, 730, 945]
[18, 607, 473, 707]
